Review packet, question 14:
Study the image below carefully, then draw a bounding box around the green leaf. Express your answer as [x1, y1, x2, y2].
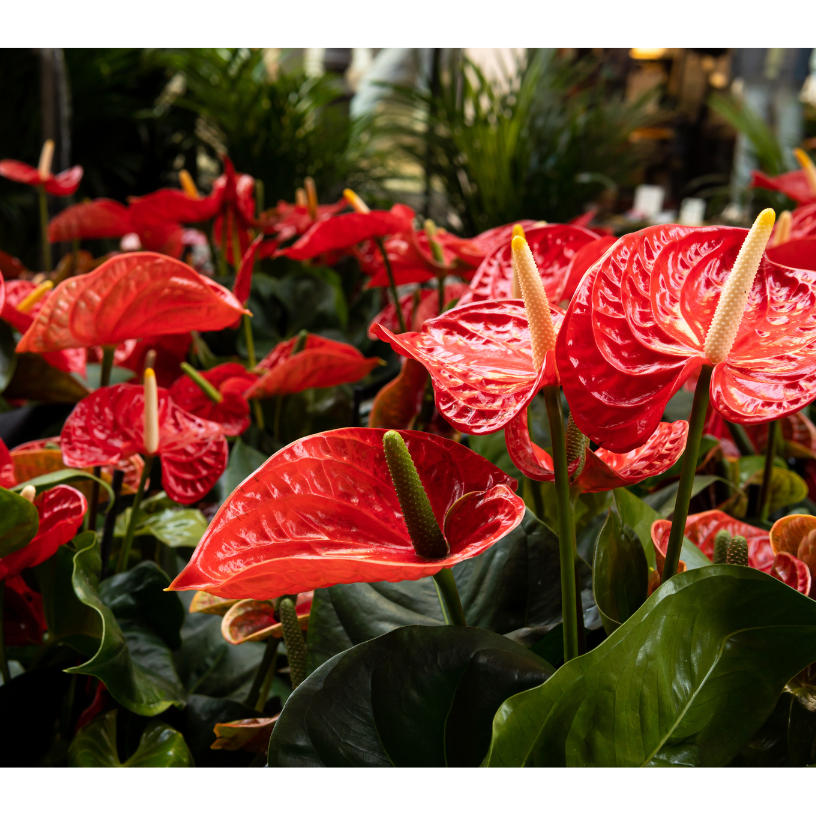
[68, 710, 193, 767]
[115, 507, 208, 549]
[484, 566, 816, 767]
[3, 353, 90, 402]
[0, 319, 17, 392]
[65, 540, 186, 716]
[79, 363, 136, 390]
[215, 439, 267, 502]
[12, 467, 114, 504]
[269, 625, 553, 767]
[0, 485, 39, 558]
[745, 467, 808, 512]
[612, 488, 659, 568]
[643, 474, 728, 517]
[592, 511, 648, 635]
[467, 431, 522, 485]
[737, 454, 787, 486]
[306, 509, 595, 673]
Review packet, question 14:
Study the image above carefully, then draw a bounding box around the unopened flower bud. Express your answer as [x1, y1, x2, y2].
[16, 280, 53, 314]
[143, 368, 159, 455]
[726, 535, 749, 566]
[511, 235, 557, 371]
[343, 188, 370, 214]
[704, 209, 775, 366]
[38, 139, 55, 181]
[383, 430, 449, 559]
[794, 148, 816, 197]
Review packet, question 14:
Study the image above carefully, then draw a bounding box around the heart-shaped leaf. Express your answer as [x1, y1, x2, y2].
[592, 511, 648, 635]
[0, 485, 39, 558]
[115, 507, 208, 549]
[68, 710, 193, 767]
[214, 439, 267, 504]
[485, 566, 816, 767]
[65, 540, 186, 716]
[269, 625, 553, 767]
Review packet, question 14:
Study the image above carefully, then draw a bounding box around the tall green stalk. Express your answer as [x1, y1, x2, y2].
[375, 237, 406, 333]
[662, 366, 712, 582]
[37, 185, 52, 272]
[758, 420, 779, 522]
[432, 568, 467, 626]
[541, 386, 579, 662]
[115, 455, 154, 574]
[248, 637, 279, 711]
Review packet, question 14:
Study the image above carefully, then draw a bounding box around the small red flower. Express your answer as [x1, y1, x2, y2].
[555, 224, 816, 453]
[16, 252, 247, 354]
[48, 199, 133, 243]
[246, 334, 382, 399]
[170, 363, 258, 437]
[60, 383, 228, 504]
[0, 159, 82, 197]
[261, 199, 347, 244]
[168, 428, 525, 599]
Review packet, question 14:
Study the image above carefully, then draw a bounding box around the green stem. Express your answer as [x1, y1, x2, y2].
[433, 580, 452, 624]
[432, 568, 467, 626]
[0, 580, 9, 684]
[375, 237, 406, 333]
[541, 386, 579, 663]
[437, 275, 446, 316]
[662, 365, 712, 582]
[248, 637, 279, 711]
[38, 185, 51, 273]
[726, 420, 756, 456]
[115, 455, 154, 574]
[242, 315, 265, 431]
[758, 419, 779, 523]
[88, 347, 116, 533]
[180, 362, 223, 404]
[218, 220, 228, 278]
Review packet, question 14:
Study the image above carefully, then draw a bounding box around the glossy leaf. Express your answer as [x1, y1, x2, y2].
[12, 467, 115, 505]
[269, 625, 553, 767]
[0, 485, 39, 559]
[744, 467, 808, 511]
[592, 511, 648, 634]
[68, 710, 193, 767]
[170, 428, 524, 599]
[3, 353, 90, 403]
[247, 334, 382, 399]
[66, 540, 186, 716]
[485, 566, 816, 766]
[16, 252, 247, 353]
[115, 507, 208, 549]
[214, 439, 267, 503]
[373, 300, 562, 435]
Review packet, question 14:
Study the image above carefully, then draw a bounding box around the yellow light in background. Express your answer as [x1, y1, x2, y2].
[630, 48, 667, 61]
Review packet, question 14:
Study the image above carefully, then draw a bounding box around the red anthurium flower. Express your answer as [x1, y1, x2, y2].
[766, 236, 816, 272]
[0, 437, 14, 488]
[60, 383, 228, 504]
[88, 332, 193, 389]
[770, 514, 816, 596]
[282, 204, 415, 262]
[458, 224, 599, 307]
[10, 436, 144, 496]
[232, 234, 280, 309]
[169, 363, 258, 436]
[246, 334, 382, 399]
[752, 164, 816, 205]
[465, 221, 539, 264]
[505, 414, 688, 493]
[16, 252, 247, 354]
[48, 199, 133, 243]
[220, 592, 314, 644]
[555, 222, 816, 453]
[1, 279, 86, 375]
[0, 485, 87, 581]
[652, 510, 811, 595]
[0, 159, 82, 197]
[168, 428, 525, 599]
[261, 199, 347, 244]
[211, 157, 256, 265]
[0, 250, 27, 280]
[3, 575, 46, 647]
[367, 283, 470, 339]
[373, 300, 563, 435]
[788, 202, 816, 240]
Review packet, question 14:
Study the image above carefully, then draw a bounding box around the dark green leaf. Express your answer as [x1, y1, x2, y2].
[114, 507, 207, 548]
[79, 363, 136, 390]
[745, 467, 808, 512]
[65, 540, 186, 716]
[270, 625, 553, 767]
[0, 319, 17, 392]
[68, 710, 193, 767]
[12, 467, 114, 504]
[0, 485, 39, 558]
[3, 353, 90, 402]
[215, 439, 267, 502]
[485, 566, 816, 767]
[643, 474, 730, 518]
[592, 511, 648, 635]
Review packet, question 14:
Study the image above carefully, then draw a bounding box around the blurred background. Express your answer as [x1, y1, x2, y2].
[2, 46, 815, 270]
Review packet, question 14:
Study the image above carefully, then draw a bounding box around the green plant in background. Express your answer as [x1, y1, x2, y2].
[379, 48, 656, 233]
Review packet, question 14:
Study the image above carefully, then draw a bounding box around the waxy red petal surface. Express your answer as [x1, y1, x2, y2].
[770, 552, 812, 595]
[170, 428, 523, 599]
[368, 358, 428, 430]
[373, 300, 562, 435]
[752, 169, 816, 205]
[766, 237, 816, 272]
[367, 283, 470, 339]
[0, 161, 83, 196]
[16, 252, 247, 353]
[0, 437, 14, 488]
[48, 199, 133, 242]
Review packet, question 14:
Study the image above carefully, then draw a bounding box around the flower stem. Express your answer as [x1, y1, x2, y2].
[662, 365, 712, 582]
[726, 420, 757, 456]
[248, 636, 279, 711]
[375, 237, 406, 333]
[37, 185, 51, 273]
[432, 568, 467, 626]
[88, 347, 116, 532]
[0, 580, 9, 684]
[180, 362, 223, 404]
[758, 419, 779, 522]
[437, 275, 446, 316]
[115, 455, 153, 574]
[541, 386, 579, 662]
[242, 314, 265, 431]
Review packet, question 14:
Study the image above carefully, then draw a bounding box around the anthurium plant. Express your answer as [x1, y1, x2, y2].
[3, 144, 816, 769]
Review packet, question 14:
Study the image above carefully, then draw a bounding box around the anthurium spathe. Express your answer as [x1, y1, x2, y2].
[373, 299, 563, 435]
[0, 486, 87, 581]
[169, 362, 258, 436]
[651, 510, 811, 595]
[0, 154, 82, 196]
[458, 223, 600, 307]
[48, 199, 134, 243]
[15, 252, 248, 354]
[751, 149, 816, 205]
[220, 593, 314, 644]
[60, 383, 228, 504]
[766, 236, 816, 272]
[169, 428, 524, 599]
[245, 334, 382, 399]
[555, 214, 816, 454]
[770, 514, 816, 595]
[261, 198, 347, 244]
[505, 414, 688, 493]
[367, 283, 469, 339]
